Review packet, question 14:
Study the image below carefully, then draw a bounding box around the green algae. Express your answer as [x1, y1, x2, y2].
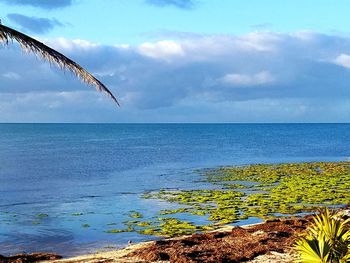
[151, 218, 199, 237]
[130, 161, 350, 238]
[129, 211, 143, 219]
[135, 218, 205, 237]
[36, 213, 49, 218]
[106, 229, 127, 234]
[159, 208, 190, 215]
[136, 221, 151, 227]
[71, 212, 84, 216]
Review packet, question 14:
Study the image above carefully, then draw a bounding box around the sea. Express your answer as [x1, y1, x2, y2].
[0, 123, 349, 256]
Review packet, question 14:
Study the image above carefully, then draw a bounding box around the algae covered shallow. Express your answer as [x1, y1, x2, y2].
[120, 162, 350, 237]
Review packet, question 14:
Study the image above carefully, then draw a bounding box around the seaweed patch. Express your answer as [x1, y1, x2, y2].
[123, 162, 350, 237]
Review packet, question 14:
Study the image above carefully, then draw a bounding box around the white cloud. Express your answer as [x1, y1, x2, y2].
[333, 54, 350, 68]
[2, 72, 21, 80]
[220, 71, 275, 86]
[290, 31, 318, 42]
[2, 31, 350, 122]
[43, 38, 99, 52]
[234, 32, 282, 52]
[0, 91, 116, 122]
[138, 40, 184, 61]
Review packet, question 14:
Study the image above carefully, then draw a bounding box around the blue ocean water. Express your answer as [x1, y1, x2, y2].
[0, 123, 349, 256]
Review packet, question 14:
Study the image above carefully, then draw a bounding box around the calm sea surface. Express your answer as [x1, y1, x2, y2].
[0, 123, 349, 256]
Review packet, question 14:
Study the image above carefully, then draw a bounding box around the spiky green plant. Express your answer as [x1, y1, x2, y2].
[295, 209, 350, 263]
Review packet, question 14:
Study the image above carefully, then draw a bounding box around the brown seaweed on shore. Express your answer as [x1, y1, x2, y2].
[0, 253, 61, 263]
[129, 216, 313, 263]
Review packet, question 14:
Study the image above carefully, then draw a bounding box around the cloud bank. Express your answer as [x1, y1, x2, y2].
[1, 31, 350, 122]
[0, 0, 73, 9]
[7, 14, 63, 34]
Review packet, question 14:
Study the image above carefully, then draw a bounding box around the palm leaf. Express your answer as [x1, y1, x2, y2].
[295, 208, 350, 263]
[295, 234, 331, 263]
[0, 23, 119, 106]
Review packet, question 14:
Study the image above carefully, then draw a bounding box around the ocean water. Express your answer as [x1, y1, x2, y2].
[0, 123, 349, 256]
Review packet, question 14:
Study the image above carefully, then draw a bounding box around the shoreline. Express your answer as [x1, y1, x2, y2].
[2, 207, 349, 263]
[0, 215, 309, 263]
[52, 207, 350, 263]
[47, 216, 307, 263]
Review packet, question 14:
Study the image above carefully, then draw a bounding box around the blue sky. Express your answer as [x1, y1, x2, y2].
[1, 0, 350, 122]
[2, 0, 350, 44]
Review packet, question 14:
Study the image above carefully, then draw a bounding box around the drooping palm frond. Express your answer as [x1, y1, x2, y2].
[0, 23, 119, 106]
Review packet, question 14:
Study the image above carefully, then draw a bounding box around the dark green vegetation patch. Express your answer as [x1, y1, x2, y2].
[121, 162, 350, 237]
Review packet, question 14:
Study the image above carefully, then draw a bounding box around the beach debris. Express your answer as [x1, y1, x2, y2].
[128, 217, 312, 262]
[0, 253, 62, 263]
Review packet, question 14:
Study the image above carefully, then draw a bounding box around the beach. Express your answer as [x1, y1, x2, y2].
[3, 206, 349, 262]
[4, 207, 350, 262]
[1, 215, 310, 262]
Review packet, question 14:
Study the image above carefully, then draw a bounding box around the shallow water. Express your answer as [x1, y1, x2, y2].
[0, 123, 349, 256]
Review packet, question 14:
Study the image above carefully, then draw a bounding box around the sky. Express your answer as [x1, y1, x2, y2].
[1, 0, 350, 122]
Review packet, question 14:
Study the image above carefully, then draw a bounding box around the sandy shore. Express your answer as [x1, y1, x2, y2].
[44, 218, 304, 263]
[47, 237, 297, 263]
[46, 241, 156, 263]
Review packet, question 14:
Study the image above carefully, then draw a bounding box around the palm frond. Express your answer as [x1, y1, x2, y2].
[295, 234, 331, 263]
[295, 208, 350, 263]
[0, 23, 119, 106]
